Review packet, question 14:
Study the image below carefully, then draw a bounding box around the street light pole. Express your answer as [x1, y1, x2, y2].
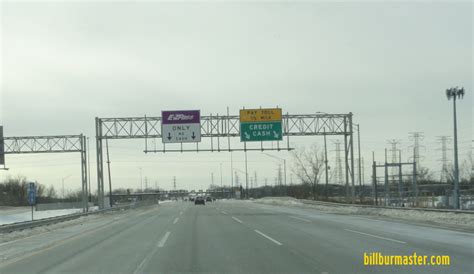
[446, 86, 465, 209]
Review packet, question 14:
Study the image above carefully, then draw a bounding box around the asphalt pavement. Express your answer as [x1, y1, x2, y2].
[0, 200, 472, 274]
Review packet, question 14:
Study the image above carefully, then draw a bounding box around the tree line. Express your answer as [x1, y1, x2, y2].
[0, 175, 85, 206]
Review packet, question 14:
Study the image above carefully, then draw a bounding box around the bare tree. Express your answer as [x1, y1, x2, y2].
[291, 144, 325, 200]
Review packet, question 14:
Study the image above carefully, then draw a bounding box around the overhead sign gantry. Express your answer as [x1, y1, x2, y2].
[95, 111, 356, 209]
[0, 129, 89, 212]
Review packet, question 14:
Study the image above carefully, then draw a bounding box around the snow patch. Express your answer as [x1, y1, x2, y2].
[254, 197, 474, 228]
[0, 207, 99, 225]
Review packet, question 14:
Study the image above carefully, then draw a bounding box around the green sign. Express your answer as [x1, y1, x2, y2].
[240, 121, 282, 142]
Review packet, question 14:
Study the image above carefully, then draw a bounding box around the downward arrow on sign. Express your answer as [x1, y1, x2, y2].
[167, 132, 172, 140]
[244, 132, 250, 139]
[273, 131, 279, 138]
[192, 132, 196, 139]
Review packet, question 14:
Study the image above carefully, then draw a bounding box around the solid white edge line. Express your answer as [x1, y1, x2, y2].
[254, 229, 283, 246]
[344, 229, 406, 244]
[289, 216, 311, 222]
[158, 231, 171, 247]
[173, 217, 179, 224]
[231, 216, 243, 223]
[221, 211, 228, 215]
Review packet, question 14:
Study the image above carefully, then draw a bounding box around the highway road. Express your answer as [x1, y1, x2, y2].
[0, 200, 472, 274]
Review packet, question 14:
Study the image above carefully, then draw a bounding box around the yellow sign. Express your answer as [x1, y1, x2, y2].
[239, 108, 282, 122]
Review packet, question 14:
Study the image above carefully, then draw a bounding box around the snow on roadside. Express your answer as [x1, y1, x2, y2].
[0, 207, 99, 225]
[254, 197, 474, 228]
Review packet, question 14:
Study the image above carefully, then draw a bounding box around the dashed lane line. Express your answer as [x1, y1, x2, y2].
[344, 229, 406, 244]
[231, 216, 243, 224]
[254, 229, 283, 246]
[289, 216, 311, 223]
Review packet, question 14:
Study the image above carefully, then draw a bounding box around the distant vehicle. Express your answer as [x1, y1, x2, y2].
[206, 197, 212, 202]
[189, 197, 195, 202]
[194, 196, 205, 205]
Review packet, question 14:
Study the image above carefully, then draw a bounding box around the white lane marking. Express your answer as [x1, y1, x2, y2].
[173, 217, 179, 224]
[134, 231, 171, 274]
[344, 229, 406, 244]
[221, 211, 228, 215]
[254, 229, 283, 246]
[134, 256, 149, 274]
[231, 216, 243, 224]
[158, 231, 171, 247]
[289, 216, 311, 223]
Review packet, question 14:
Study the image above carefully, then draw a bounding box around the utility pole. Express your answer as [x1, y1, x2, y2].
[398, 150, 403, 206]
[357, 124, 362, 203]
[372, 152, 377, 206]
[245, 149, 249, 199]
[324, 132, 329, 200]
[384, 148, 389, 206]
[87, 137, 91, 203]
[173, 176, 176, 191]
[105, 139, 112, 207]
[139, 167, 143, 192]
[220, 163, 223, 198]
[230, 152, 234, 198]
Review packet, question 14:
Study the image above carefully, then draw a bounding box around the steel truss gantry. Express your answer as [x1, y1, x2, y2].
[95, 113, 356, 209]
[0, 135, 89, 212]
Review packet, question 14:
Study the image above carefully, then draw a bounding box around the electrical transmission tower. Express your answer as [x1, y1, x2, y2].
[235, 172, 240, 187]
[387, 139, 401, 178]
[409, 132, 424, 168]
[333, 140, 344, 185]
[437, 136, 451, 183]
[277, 165, 283, 186]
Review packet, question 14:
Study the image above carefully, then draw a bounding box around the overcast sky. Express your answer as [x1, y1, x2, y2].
[1, 0, 472, 193]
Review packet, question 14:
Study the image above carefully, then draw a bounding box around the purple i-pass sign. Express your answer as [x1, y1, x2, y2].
[161, 110, 201, 143]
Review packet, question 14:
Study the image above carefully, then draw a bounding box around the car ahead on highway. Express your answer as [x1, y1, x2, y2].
[194, 196, 205, 205]
[206, 197, 212, 202]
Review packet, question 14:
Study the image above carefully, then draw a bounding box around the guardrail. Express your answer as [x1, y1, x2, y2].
[0, 201, 157, 233]
[299, 199, 474, 214]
